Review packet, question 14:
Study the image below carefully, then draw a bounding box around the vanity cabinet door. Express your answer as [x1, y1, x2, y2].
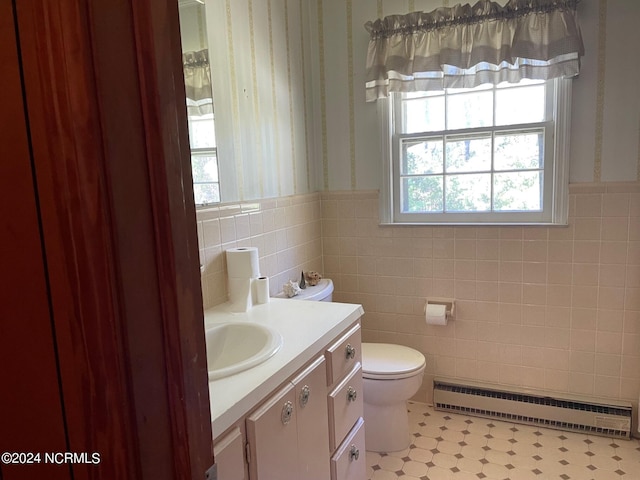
[246, 383, 298, 480]
[292, 356, 330, 480]
[213, 426, 247, 480]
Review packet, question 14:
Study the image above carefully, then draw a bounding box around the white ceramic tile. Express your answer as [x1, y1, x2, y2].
[366, 403, 640, 480]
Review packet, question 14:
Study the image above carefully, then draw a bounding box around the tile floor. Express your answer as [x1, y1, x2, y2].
[366, 402, 640, 480]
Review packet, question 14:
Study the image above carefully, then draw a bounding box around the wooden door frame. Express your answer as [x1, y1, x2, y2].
[0, 2, 70, 478]
[8, 0, 213, 478]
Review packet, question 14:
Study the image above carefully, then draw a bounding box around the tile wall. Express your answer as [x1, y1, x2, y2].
[197, 193, 323, 308]
[196, 183, 640, 409]
[321, 183, 640, 406]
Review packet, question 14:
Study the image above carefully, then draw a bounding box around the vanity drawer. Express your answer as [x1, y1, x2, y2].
[328, 363, 363, 451]
[325, 323, 361, 386]
[330, 417, 366, 480]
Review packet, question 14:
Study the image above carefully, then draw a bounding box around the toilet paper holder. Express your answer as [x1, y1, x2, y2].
[425, 297, 455, 320]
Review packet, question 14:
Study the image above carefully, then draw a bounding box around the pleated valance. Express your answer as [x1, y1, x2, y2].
[364, 0, 584, 102]
[183, 49, 213, 116]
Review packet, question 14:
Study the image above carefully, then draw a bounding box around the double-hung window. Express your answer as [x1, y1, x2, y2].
[188, 113, 221, 206]
[380, 78, 571, 225]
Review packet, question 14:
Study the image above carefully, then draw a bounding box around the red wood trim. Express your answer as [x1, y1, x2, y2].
[0, 2, 69, 478]
[13, 0, 212, 478]
[15, 1, 141, 478]
[127, 0, 213, 475]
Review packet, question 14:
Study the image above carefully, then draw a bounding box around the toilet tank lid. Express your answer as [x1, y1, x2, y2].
[362, 343, 426, 378]
[274, 278, 333, 301]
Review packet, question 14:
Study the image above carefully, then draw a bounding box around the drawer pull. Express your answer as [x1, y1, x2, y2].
[281, 401, 293, 425]
[347, 386, 357, 402]
[299, 385, 310, 407]
[345, 343, 356, 360]
[349, 445, 360, 461]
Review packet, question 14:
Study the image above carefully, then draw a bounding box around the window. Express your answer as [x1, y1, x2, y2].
[379, 78, 571, 225]
[188, 113, 220, 205]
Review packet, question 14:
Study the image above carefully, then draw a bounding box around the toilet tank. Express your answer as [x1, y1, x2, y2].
[274, 278, 334, 302]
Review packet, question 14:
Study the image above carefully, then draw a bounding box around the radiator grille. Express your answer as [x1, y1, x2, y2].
[433, 380, 632, 439]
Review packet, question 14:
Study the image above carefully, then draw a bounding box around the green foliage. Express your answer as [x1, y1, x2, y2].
[404, 176, 442, 212]
[399, 82, 548, 215]
[402, 133, 543, 214]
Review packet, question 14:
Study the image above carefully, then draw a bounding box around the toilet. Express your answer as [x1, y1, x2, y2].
[361, 343, 425, 452]
[276, 278, 427, 453]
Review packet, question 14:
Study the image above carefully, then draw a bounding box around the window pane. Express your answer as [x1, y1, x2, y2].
[494, 171, 542, 211]
[188, 114, 216, 149]
[403, 95, 445, 133]
[191, 153, 219, 182]
[495, 85, 546, 125]
[494, 131, 544, 171]
[445, 174, 491, 212]
[446, 91, 493, 130]
[445, 134, 492, 173]
[402, 139, 443, 174]
[401, 176, 443, 213]
[193, 183, 220, 205]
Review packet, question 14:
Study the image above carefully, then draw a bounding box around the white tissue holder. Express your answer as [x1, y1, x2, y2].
[425, 297, 455, 320]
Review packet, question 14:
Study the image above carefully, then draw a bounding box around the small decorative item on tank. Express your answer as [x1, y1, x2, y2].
[282, 280, 301, 298]
[304, 271, 322, 286]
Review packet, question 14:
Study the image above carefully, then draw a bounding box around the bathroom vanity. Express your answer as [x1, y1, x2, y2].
[204, 298, 365, 480]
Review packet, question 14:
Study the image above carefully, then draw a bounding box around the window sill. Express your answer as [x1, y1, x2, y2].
[378, 221, 570, 227]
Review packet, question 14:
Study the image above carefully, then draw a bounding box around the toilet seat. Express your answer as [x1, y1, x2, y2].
[362, 343, 426, 380]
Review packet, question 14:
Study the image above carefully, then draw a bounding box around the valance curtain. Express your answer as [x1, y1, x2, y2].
[183, 49, 213, 116]
[364, 0, 584, 102]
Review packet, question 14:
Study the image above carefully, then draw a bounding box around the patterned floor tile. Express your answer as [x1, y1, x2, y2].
[366, 402, 640, 480]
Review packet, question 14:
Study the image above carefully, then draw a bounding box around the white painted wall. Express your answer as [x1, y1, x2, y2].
[313, 0, 640, 190]
[178, 3, 208, 53]
[201, 0, 317, 202]
[188, 0, 640, 200]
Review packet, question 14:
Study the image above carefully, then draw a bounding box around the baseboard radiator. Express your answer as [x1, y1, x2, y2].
[433, 379, 632, 439]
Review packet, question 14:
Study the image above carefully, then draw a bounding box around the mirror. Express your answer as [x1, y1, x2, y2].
[176, 0, 316, 204]
[178, 0, 221, 205]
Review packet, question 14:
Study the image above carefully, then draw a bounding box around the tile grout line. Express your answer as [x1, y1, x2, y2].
[366, 402, 640, 480]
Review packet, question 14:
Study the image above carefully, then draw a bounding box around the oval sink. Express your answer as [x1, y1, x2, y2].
[205, 322, 283, 380]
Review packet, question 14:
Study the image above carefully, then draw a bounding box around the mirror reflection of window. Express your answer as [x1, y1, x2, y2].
[179, 0, 220, 205]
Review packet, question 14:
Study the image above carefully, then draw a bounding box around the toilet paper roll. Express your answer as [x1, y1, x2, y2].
[254, 276, 270, 305]
[425, 303, 447, 326]
[226, 247, 260, 279]
[228, 277, 253, 312]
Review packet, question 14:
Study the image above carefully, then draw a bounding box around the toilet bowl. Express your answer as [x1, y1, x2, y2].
[361, 343, 425, 452]
[275, 278, 426, 452]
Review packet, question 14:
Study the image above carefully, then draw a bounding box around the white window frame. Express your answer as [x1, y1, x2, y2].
[378, 78, 572, 226]
[187, 113, 221, 206]
[190, 147, 220, 206]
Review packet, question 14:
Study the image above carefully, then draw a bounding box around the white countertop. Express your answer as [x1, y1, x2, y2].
[205, 298, 364, 437]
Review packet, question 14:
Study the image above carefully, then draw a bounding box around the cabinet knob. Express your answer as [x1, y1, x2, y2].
[347, 386, 357, 402]
[349, 445, 360, 461]
[281, 401, 293, 425]
[299, 385, 310, 407]
[345, 343, 356, 359]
